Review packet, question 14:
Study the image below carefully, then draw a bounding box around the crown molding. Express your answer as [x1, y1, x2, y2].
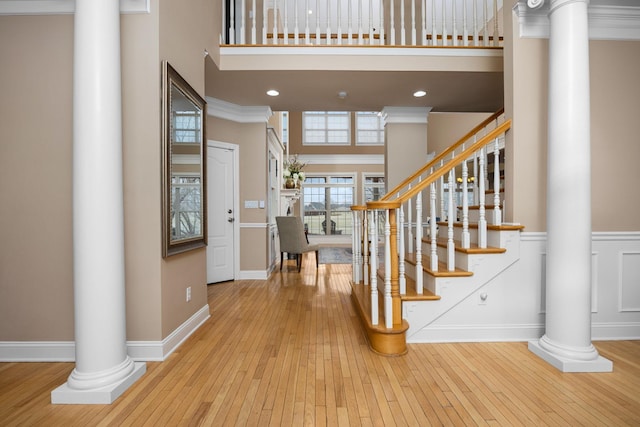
[381, 107, 433, 124]
[206, 97, 272, 123]
[514, 0, 640, 41]
[297, 154, 384, 165]
[0, 0, 149, 15]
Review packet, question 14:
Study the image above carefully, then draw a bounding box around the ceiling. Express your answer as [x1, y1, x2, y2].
[204, 59, 504, 113]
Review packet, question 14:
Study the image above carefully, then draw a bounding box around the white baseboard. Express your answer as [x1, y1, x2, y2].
[407, 322, 640, 344]
[0, 304, 210, 362]
[238, 270, 269, 280]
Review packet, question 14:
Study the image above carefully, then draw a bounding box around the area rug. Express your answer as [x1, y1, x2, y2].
[318, 247, 353, 264]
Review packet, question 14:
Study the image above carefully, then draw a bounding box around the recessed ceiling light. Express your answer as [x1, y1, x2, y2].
[266, 89, 279, 97]
[337, 91, 347, 99]
[413, 90, 427, 98]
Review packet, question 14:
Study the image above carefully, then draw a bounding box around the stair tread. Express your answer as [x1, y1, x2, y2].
[405, 253, 473, 277]
[402, 276, 441, 301]
[420, 237, 506, 254]
[435, 222, 525, 231]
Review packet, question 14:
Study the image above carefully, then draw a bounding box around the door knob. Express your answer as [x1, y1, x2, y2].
[228, 217, 235, 223]
[227, 209, 232, 214]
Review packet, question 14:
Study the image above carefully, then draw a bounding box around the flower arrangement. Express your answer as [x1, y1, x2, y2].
[283, 154, 306, 184]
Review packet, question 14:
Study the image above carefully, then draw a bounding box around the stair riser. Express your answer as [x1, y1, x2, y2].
[467, 209, 502, 226]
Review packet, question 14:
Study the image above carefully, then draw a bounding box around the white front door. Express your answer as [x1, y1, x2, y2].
[207, 142, 237, 283]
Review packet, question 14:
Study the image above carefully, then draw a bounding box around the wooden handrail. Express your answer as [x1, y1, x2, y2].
[381, 108, 505, 201]
[398, 119, 511, 204]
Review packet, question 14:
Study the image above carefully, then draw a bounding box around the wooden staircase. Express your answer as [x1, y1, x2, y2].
[350, 109, 520, 356]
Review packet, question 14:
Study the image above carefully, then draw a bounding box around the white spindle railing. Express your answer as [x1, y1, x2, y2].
[350, 110, 510, 331]
[223, 0, 503, 47]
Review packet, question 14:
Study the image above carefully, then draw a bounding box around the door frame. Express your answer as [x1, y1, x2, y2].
[207, 139, 240, 280]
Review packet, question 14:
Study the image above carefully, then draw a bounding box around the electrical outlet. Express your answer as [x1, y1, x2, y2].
[186, 287, 191, 302]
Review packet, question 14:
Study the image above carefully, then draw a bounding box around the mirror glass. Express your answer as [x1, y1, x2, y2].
[162, 61, 207, 257]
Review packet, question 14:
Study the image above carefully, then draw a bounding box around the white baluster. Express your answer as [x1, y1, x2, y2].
[390, 0, 395, 45]
[400, 0, 406, 45]
[229, 0, 235, 44]
[483, 0, 488, 46]
[240, 0, 246, 44]
[442, 0, 447, 46]
[363, 209, 370, 285]
[293, 0, 299, 44]
[251, 0, 257, 44]
[462, 157, 471, 248]
[305, 0, 310, 44]
[430, 182, 439, 271]
[439, 161, 446, 221]
[378, 0, 385, 45]
[431, 0, 437, 45]
[262, 0, 267, 43]
[398, 205, 406, 295]
[478, 147, 487, 248]
[368, 0, 374, 45]
[348, 0, 353, 44]
[326, 0, 331, 45]
[462, 0, 468, 46]
[337, 0, 342, 45]
[358, 0, 363, 44]
[473, 0, 478, 46]
[452, 0, 458, 46]
[493, 0, 499, 46]
[352, 210, 359, 283]
[447, 170, 455, 271]
[384, 211, 393, 329]
[370, 210, 378, 325]
[415, 190, 423, 294]
[316, 0, 321, 45]
[272, 0, 278, 44]
[493, 138, 502, 226]
[411, 0, 417, 45]
[473, 136, 479, 204]
[421, 0, 427, 45]
[407, 192, 413, 254]
[283, 0, 288, 44]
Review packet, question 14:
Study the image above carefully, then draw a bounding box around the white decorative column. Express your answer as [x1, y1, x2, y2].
[52, 0, 146, 403]
[527, 0, 612, 372]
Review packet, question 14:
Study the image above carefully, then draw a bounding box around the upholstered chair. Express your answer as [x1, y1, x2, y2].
[276, 216, 319, 272]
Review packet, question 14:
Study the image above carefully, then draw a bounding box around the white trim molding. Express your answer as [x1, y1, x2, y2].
[382, 107, 433, 124]
[206, 97, 272, 123]
[514, 0, 640, 41]
[0, 304, 210, 362]
[0, 0, 150, 15]
[298, 154, 384, 165]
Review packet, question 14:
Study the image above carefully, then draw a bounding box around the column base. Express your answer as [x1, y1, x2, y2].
[51, 362, 146, 404]
[528, 340, 613, 373]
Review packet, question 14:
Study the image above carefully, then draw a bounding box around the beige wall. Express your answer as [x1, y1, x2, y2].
[207, 116, 271, 271]
[427, 112, 492, 155]
[590, 40, 640, 231]
[385, 122, 428, 190]
[158, 0, 216, 337]
[0, 15, 75, 341]
[504, 0, 640, 232]
[0, 0, 217, 344]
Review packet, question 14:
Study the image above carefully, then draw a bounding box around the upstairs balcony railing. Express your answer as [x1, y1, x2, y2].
[222, 0, 503, 47]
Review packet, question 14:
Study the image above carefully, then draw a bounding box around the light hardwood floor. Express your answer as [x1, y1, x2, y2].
[1, 260, 640, 426]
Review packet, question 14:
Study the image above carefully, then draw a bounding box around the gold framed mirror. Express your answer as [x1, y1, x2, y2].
[161, 61, 207, 257]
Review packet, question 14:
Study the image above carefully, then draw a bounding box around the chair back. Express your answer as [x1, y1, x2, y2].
[276, 216, 308, 254]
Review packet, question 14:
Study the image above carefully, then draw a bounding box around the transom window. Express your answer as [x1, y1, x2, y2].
[356, 112, 384, 145]
[302, 175, 355, 235]
[303, 111, 350, 145]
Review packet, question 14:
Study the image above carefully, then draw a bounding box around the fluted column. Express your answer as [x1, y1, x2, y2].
[51, 0, 146, 404]
[527, 0, 612, 372]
